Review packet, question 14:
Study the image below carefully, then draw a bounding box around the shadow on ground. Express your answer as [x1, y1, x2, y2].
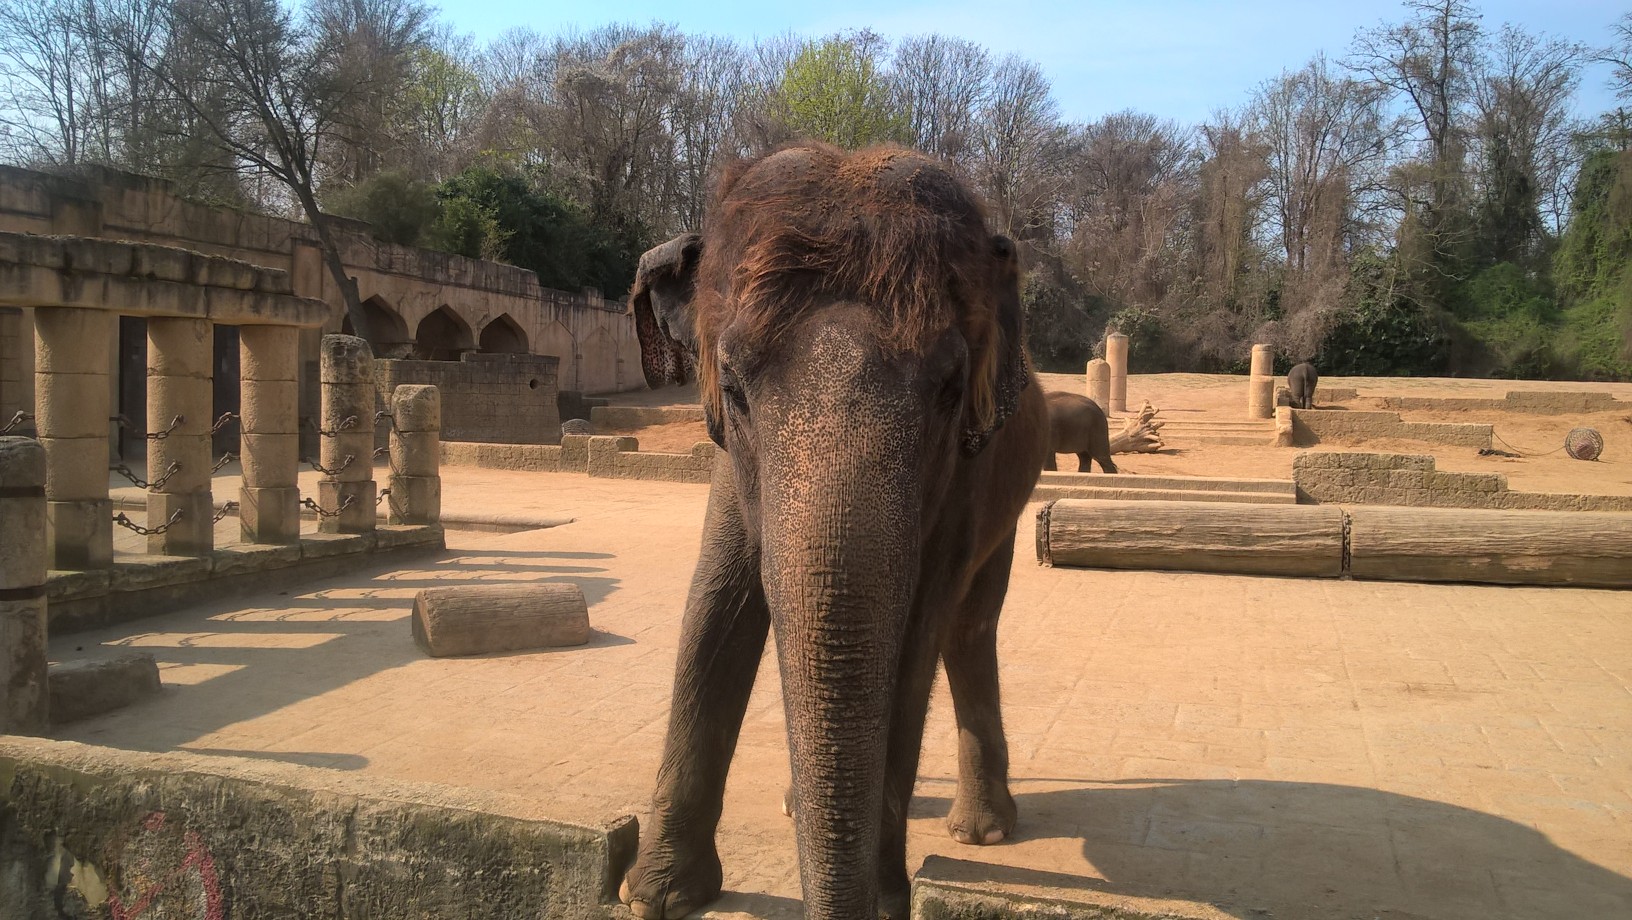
[912, 779, 1632, 919]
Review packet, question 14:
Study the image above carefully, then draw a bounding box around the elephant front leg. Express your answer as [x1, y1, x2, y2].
[622, 466, 769, 920]
[876, 610, 945, 919]
[942, 539, 1018, 846]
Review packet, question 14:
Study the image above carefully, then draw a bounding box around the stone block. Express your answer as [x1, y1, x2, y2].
[38, 437, 109, 499]
[47, 654, 161, 724]
[146, 376, 214, 436]
[318, 478, 375, 534]
[0, 596, 48, 734]
[319, 334, 374, 384]
[239, 485, 301, 544]
[47, 499, 112, 570]
[390, 429, 439, 477]
[239, 325, 300, 381]
[299, 530, 375, 559]
[240, 433, 299, 488]
[320, 384, 376, 425]
[1246, 376, 1275, 419]
[145, 317, 214, 378]
[239, 380, 299, 434]
[145, 490, 215, 556]
[1387, 470, 1429, 489]
[33, 308, 112, 372]
[374, 524, 444, 552]
[387, 474, 440, 525]
[109, 554, 213, 592]
[392, 385, 441, 432]
[33, 373, 112, 438]
[212, 541, 302, 577]
[412, 584, 591, 658]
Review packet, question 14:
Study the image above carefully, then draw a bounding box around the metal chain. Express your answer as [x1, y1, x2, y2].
[300, 495, 355, 518]
[374, 409, 394, 428]
[209, 411, 239, 434]
[111, 461, 181, 491]
[113, 509, 183, 536]
[304, 415, 358, 437]
[376, 487, 391, 506]
[301, 453, 355, 476]
[146, 415, 184, 440]
[372, 446, 389, 459]
[2, 411, 33, 434]
[212, 452, 239, 473]
[213, 501, 240, 523]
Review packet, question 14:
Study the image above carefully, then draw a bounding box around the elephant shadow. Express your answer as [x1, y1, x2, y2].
[911, 778, 1632, 920]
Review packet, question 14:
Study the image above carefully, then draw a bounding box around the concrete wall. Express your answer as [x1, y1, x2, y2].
[1292, 451, 1632, 512]
[377, 355, 560, 445]
[1290, 409, 1493, 449]
[0, 737, 634, 920]
[0, 164, 643, 403]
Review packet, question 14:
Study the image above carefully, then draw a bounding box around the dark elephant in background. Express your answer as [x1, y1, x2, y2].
[622, 143, 1050, 920]
[1288, 361, 1318, 409]
[1043, 391, 1117, 473]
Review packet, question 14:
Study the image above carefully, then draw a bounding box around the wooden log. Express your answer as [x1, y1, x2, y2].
[412, 584, 592, 657]
[1348, 506, 1632, 588]
[1038, 499, 1344, 577]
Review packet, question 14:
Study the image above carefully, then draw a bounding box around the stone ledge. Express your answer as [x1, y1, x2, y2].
[912, 856, 1230, 920]
[0, 737, 636, 919]
[1293, 450, 1632, 512]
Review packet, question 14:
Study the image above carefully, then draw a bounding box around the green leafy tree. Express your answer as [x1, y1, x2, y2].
[776, 33, 910, 149]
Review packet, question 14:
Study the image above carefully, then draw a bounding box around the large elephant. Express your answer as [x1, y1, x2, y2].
[1288, 361, 1319, 410]
[621, 144, 1050, 920]
[1043, 391, 1117, 473]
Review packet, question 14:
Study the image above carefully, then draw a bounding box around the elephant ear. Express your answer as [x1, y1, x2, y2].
[629, 233, 704, 388]
[961, 234, 1032, 457]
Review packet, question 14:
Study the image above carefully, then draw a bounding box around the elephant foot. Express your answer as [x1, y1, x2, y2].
[620, 840, 723, 920]
[947, 784, 1016, 845]
[781, 785, 795, 818]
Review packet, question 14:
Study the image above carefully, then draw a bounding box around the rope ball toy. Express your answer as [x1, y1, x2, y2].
[1565, 427, 1604, 461]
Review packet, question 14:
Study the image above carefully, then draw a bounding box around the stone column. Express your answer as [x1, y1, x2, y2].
[1086, 358, 1111, 409]
[1247, 343, 1275, 420]
[0, 437, 48, 733]
[388, 385, 440, 525]
[318, 334, 376, 533]
[239, 325, 301, 543]
[34, 307, 113, 569]
[1105, 333, 1129, 413]
[146, 317, 215, 555]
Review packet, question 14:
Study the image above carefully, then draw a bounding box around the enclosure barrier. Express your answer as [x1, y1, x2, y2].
[1038, 499, 1632, 589]
[0, 437, 48, 733]
[388, 384, 442, 525]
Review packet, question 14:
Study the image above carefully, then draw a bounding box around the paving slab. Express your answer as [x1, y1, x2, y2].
[48, 468, 1632, 920]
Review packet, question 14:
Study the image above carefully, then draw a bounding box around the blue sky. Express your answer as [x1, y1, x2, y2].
[435, 0, 1626, 125]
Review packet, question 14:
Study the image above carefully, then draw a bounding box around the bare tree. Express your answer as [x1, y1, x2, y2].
[671, 34, 746, 229]
[973, 54, 1070, 242]
[308, 0, 433, 183]
[893, 35, 989, 162]
[0, 0, 94, 164]
[1601, 13, 1632, 100]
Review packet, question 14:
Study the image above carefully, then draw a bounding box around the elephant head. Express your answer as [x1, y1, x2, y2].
[625, 143, 1035, 918]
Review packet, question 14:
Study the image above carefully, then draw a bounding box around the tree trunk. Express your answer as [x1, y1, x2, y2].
[1108, 401, 1165, 454]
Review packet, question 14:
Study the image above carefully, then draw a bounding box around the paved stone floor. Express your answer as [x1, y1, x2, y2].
[52, 469, 1632, 919]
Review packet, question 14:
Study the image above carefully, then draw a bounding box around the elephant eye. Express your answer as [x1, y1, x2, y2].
[718, 368, 750, 416]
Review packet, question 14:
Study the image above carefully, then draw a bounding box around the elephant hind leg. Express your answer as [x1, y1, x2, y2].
[942, 538, 1018, 847]
[1043, 453, 1058, 471]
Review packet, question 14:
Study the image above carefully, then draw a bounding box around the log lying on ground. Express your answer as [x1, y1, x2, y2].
[1348, 506, 1632, 588]
[1037, 499, 1344, 577]
[413, 584, 592, 657]
[1109, 401, 1165, 454]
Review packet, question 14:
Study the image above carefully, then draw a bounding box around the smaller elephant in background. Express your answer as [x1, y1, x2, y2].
[1288, 362, 1319, 410]
[1044, 392, 1118, 473]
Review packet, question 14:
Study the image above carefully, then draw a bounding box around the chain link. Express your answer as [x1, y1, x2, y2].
[301, 453, 355, 476]
[114, 509, 183, 536]
[209, 411, 239, 434]
[376, 487, 391, 506]
[111, 461, 181, 491]
[372, 446, 389, 459]
[213, 501, 240, 523]
[212, 452, 239, 473]
[300, 495, 355, 518]
[1, 411, 33, 434]
[374, 409, 394, 428]
[304, 415, 358, 437]
[146, 415, 184, 440]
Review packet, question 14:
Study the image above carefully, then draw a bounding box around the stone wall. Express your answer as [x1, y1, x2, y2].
[441, 435, 718, 484]
[377, 355, 560, 445]
[1292, 451, 1632, 512]
[1289, 409, 1493, 449]
[1378, 391, 1630, 415]
[0, 737, 634, 920]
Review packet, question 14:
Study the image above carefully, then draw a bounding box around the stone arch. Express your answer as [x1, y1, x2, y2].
[344, 296, 411, 357]
[479, 313, 529, 354]
[535, 320, 577, 391]
[578, 326, 619, 395]
[413, 305, 474, 361]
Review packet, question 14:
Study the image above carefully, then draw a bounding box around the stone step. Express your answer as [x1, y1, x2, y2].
[1165, 433, 1277, 446]
[1033, 484, 1298, 504]
[1039, 472, 1295, 495]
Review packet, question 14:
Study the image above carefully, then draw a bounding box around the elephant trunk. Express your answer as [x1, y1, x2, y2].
[756, 351, 924, 918]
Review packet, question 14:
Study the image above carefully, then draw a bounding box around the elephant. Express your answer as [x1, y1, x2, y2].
[621, 143, 1050, 920]
[1288, 361, 1319, 410]
[1043, 391, 1117, 473]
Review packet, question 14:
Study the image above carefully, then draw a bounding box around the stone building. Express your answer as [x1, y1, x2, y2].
[0, 165, 643, 448]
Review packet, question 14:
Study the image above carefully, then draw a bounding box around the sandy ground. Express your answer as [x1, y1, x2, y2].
[599, 373, 1632, 497]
